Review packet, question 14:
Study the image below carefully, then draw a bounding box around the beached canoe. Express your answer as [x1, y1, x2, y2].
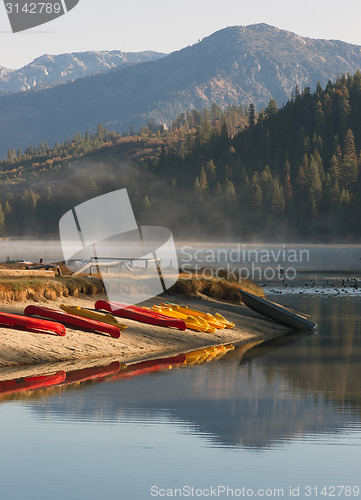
[60, 305, 127, 331]
[0, 311, 66, 336]
[94, 300, 187, 331]
[150, 305, 217, 333]
[239, 289, 316, 330]
[160, 303, 235, 329]
[24, 305, 122, 338]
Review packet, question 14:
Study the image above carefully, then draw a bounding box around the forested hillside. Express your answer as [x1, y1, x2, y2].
[0, 73, 361, 241]
[151, 73, 361, 240]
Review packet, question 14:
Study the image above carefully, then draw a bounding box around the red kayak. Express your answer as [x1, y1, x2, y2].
[0, 371, 66, 396]
[0, 311, 66, 336]
[95, 300, 187, 331]
[24, 305, 122, 338]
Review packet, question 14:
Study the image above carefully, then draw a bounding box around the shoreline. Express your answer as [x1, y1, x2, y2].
[0, 293, 291, 374]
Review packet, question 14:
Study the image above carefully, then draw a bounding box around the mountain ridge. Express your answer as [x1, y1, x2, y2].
[2, 23, 361, 154]
[0, 50, 166, 95]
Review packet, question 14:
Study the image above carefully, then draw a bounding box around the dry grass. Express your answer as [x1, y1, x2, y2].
[169, 269, 265, 303]
[0, 267, 263, 304]
[0, 276, 105, 302]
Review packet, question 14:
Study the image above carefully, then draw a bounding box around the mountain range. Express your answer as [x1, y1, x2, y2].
[0, 50, 166, 95]
[2, 23, 361, 155]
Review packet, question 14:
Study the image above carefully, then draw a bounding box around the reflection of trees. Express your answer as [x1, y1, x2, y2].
[260, 296, 361, 414]
[30, 341, 359, 449]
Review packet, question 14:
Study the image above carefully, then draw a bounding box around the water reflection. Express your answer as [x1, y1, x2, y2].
[1, 295, 360, 454]
[0, 345, 235, 402]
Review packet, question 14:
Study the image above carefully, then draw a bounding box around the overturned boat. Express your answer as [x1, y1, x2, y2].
[239, 289, 316, 331]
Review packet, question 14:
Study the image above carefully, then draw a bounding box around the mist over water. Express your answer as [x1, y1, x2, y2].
[0, 239, 63, 263]
[1, 240, 361, 273]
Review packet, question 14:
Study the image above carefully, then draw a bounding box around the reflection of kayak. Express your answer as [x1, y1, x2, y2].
[24, 305, 122, 338]
[62, 362, 122, 385]
[0, 371, 66, 396]
[95, 300, 187, 331]
[239, 289, 316, 330]
[150, 306, 216, 333]
[184, 347, 215, 365]
[60, 305, 127, 331]
[111, 354, 187, 379]
[184, 344, 235, 365]
[0, 311, 66, 336]
[212, 344, 235, 359]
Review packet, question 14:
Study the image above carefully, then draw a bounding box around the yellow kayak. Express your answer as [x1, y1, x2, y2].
[160, 303, 226, 330]
[60, 305, 128, 331]
[149, 306, 217, 333]
[213, 313, 235, 329]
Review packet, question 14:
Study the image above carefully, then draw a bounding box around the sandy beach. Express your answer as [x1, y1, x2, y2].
[0, 293, 291, 379]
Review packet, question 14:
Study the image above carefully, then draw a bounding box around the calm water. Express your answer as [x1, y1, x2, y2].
[0, 292, 361, 499]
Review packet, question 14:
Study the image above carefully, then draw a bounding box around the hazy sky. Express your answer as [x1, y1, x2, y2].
[1, 0, 361, 68]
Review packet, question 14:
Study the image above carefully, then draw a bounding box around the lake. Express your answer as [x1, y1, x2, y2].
[0, 282, 360, 499]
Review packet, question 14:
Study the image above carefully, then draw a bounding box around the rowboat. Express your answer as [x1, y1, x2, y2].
[239, 289, 316, 330]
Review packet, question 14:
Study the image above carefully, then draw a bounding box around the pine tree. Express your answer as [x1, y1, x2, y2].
[260, 166, 274, 207]
[224, 179, 237, 203]
[143, 196, 151, 210]
[313, 149, 325, 182]
[283, 172, 293, 201]
[0, 204, 5, 234]
[342, 129, 358, 186]
[309, 156, 323, 202]
[283, 160, 291, 174]
[314, 101, 326, 137]
[330, 178, 341, 206]
[215, 182, 223, 197]
[330, 155, 341, 181]
[251, 173, 262, 211]
[336, 83, 351, 136]
[248, 103, 256, 128]
[194, 177, 202, 200]
[205, 159, 216, 184]
[265, 98, 278, 117]
[271, 180, 285, 213]
[340, 188, 352, 205]
[296, 164, 307, 193]
[198, 167, 209, 195]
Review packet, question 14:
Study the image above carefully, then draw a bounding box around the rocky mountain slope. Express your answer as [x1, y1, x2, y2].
[1, 23, 361, 154]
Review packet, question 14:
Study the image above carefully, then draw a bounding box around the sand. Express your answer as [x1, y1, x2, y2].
[0, 293, 291, 379]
